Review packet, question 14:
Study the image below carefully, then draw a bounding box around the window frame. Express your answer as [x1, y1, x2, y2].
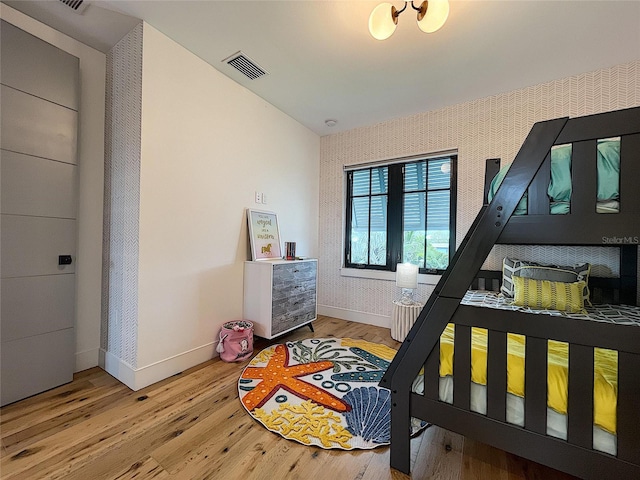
[344, 153, 457, 275]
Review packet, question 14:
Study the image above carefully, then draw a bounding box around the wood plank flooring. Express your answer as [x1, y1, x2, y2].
[0, 316, 579, 479]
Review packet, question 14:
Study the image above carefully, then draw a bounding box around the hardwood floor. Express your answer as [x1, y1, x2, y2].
[0, 316, 578, 480]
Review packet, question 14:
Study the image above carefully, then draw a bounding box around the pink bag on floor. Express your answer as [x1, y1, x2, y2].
[216, 320, 254, 362]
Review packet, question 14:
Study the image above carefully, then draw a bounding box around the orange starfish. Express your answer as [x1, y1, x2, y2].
[241, 344, 351, 412]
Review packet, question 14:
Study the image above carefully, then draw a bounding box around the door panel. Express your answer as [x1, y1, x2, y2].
[1, 275, 75, 343]
[0, 20, 79, 110]
[1, 328, 75, 406]
[0, 21, 78, 406]
[0, 85, 77, 164]
[1, 216, 76, 278]
[1, 150, 77, 218]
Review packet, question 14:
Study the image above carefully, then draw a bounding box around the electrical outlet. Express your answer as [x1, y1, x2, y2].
[262, 193, 268, 204]
[255, 191, 262, 203]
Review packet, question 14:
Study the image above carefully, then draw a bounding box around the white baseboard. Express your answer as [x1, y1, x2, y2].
[99, 342, 219, 391]
[318, 305, 391, 329]
[75, 348, 99, 372]
[100, 349, 137, 390]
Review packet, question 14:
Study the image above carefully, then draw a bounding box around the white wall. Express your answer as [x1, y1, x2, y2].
[318, 61, 640, 327]
[0, 4, 106, 372]
[111, 23, 319, 387]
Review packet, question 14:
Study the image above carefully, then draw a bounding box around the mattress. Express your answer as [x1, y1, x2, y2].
[410, 292, 640, 455]
[411, 376, 617, 455]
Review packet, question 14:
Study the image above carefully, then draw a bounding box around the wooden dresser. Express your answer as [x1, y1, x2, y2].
[243, 259, 317, 339]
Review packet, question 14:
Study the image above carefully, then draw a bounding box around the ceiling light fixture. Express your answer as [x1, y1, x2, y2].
[368, 0, 449, 40]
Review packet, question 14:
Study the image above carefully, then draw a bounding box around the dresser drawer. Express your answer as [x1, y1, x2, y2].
[272, 290, 316, 336]
[272, 262, 316, 301]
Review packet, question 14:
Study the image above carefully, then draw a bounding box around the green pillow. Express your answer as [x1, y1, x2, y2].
[547, 144, 572, 203]
[488, 164, 528, 215]
[488, 144, 573, 212]
[597, 139, 620, 202]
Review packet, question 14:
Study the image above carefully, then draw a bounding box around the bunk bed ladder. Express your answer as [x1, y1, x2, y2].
[381, 201, 490, 385]
[381, 116, 569, 474]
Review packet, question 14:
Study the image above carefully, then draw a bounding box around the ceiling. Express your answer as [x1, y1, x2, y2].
[4, 1, 640, 136]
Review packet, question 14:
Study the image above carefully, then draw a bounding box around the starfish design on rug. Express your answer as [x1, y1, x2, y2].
[241, 344, 351, 412]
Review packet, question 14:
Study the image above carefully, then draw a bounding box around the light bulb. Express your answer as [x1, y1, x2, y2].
[369, 3, 397, 41]
[417, 0, 449, 34]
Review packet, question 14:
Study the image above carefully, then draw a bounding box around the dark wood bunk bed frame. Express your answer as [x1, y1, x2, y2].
[380, 106, 640, 479]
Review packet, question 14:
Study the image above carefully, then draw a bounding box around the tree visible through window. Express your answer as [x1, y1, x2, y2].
[345, 154, 457, 273]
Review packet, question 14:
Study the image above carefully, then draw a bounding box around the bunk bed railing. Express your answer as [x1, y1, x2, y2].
[497, 107, 640, 245]
[413, 301, 640, 478]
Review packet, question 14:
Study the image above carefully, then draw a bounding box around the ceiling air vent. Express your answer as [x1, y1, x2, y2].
[58, 0, 91, 14]
[222, 51, 268, 80]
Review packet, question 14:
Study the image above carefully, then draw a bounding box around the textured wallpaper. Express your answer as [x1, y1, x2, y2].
[319, 61, 640, 319]
[101, 23, 143, 368]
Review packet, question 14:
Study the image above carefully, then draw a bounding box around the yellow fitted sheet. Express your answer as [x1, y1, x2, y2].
[438, 324, 618, 434]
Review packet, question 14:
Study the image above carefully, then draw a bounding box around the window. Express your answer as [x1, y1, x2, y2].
[345, 154, 457, 274]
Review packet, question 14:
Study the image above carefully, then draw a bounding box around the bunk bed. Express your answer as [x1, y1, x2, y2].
[379, 106, 640, 479]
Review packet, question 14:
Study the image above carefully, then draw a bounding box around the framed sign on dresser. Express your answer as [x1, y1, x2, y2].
[243, 258, 317, 339]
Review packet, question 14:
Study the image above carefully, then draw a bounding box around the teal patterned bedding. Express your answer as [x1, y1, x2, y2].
[488, 138, 620, 214]
[462, 290, 640, 326]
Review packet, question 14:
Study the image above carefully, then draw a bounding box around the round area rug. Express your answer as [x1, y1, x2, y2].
[238, 337, 426, 450]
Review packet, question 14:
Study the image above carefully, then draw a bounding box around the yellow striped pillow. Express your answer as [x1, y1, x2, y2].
[513, 276, 587, 314]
